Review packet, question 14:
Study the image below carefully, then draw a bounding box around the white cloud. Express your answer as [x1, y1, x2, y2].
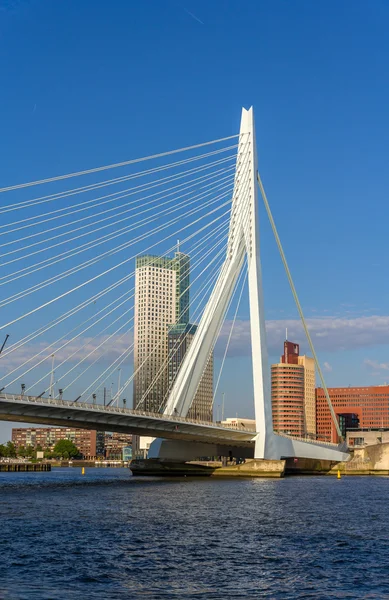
[323, 362, 332, 372]
[0, 333, 134, 373]
[364, 359, 389, 372]
[216, 314, 389, 357]
[3, 315, 389, 379]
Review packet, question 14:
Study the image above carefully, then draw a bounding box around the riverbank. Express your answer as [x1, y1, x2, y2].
[54, 460, 128, 468]
[0, 462, 51, 472]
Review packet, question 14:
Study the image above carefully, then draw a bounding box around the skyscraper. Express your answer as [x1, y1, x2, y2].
[168, 323, 213, 421]
[133, 251, 190, 413]
[297, 355, 316, 437]
[271, 340, 316, 438]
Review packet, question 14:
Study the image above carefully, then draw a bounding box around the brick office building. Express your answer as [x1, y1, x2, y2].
[316, 385, 389, 442]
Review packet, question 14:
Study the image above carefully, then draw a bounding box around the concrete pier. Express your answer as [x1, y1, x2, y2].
[130, 459, 286, 478]
[131, 443, 389, 477]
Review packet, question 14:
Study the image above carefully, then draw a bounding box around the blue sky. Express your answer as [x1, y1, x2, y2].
[1, 0, 389, 441]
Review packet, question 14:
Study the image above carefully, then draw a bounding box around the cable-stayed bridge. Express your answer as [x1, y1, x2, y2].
[0, 107, 349, 463]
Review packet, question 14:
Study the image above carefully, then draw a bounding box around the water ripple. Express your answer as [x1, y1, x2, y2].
[1, 469, 389, 599]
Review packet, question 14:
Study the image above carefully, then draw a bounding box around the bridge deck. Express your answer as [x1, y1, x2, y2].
[0, 394, 256, 447]
[0, 393, 346, 458]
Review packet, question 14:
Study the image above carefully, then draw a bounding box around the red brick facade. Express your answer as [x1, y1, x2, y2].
[316, 385, 389, 442]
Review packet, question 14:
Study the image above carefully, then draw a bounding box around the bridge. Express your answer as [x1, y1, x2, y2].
[0, 106, 349, 463]
[0, 392, 348, 461]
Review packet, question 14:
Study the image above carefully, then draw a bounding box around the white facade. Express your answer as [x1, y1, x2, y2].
[133, 258, 178, 413]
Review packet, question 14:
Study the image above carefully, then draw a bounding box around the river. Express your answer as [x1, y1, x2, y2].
[1, 468, 389, 599]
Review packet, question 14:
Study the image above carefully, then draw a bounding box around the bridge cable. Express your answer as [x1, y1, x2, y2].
[0, 144, 238, 216]
[18, 221, 229, 396]
[161, 152, 253, 417]
[0, 188, 232, 310]
[212, 264, 248, 409]
[0, 134, 240, 193]
[0, 164, 234, 263]
[81, 234, 228, 402]
[1, 206, 231, 358]
[133, 239, 229, 410]
[131, 151, 252, 412]
[256, 170, 342, 441]
[0, 174, 234, 285]
[0, 153, 236, 241]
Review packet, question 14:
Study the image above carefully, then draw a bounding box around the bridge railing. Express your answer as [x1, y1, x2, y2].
[0, 393, 254, 433]
[276, 431, 342, 448]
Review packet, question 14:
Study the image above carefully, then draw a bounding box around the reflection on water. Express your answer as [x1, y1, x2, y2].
[1, 468, 389, 599]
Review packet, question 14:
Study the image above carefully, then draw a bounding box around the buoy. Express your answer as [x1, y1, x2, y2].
[81, 467, 85, 475]
[337, 469, 341, 479]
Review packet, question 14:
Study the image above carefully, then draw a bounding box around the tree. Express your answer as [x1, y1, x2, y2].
[0, 444, 6, 458]
[25, 445, 35, 458]
[53, 439, 79, 459]
[5, 441, 17, 458]
[17, 445, 26, 458]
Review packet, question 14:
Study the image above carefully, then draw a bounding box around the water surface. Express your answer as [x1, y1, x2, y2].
[1, 468, 389, 599]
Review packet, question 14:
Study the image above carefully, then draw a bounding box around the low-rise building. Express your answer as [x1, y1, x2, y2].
[346, 429, 389, 448]
[134, 436, 154, 459]
[316, 385, 389, 442]
[12, 427, 105, 459]
[220, 418, 256, 431]
[104, 432, 133, 459]
[12, 427, 133, 459]
[122, 446, 133, 461]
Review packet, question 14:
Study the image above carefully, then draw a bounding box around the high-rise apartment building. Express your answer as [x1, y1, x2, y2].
[133, 251, 190, 413]
[271, 340, 316, 438]
[316, 385, 389, 442]
[168, 323, 213, 421]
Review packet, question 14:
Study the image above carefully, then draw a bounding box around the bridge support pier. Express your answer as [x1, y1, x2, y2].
[148, 435, 350, 463]
[148, 437, 254, 461]
[130, 458, 286, 478]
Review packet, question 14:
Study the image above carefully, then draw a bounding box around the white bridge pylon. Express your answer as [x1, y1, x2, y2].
[158, 106, 348, 462]
[162, 106, 273, 459]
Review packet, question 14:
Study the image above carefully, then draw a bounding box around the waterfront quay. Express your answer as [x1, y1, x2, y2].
[0, 462, 51, 472]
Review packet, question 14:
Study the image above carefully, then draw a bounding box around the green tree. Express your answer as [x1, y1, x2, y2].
[0, 444, 6, 457]
[17, 445, 26, 458]
[5, 441, 17, 458]
[25, 445, 35, 458]
[53, 439, 79, 459]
